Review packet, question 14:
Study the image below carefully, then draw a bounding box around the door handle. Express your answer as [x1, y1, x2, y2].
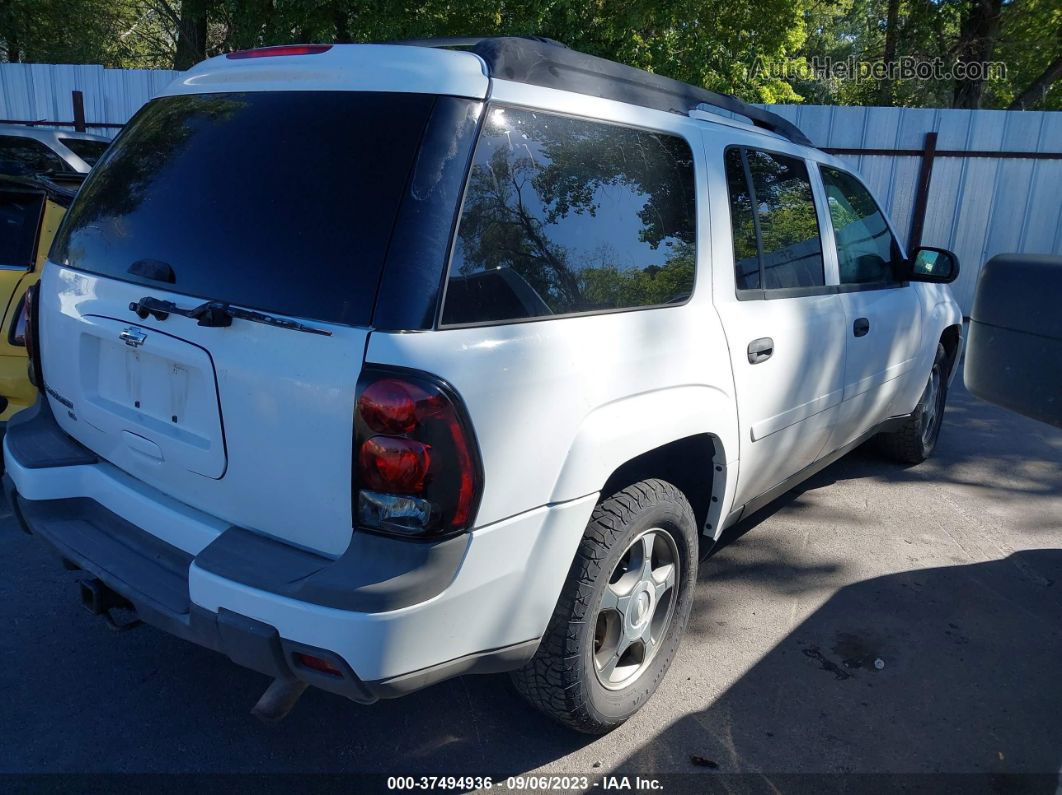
[853, 317, 870, 337]
[748, 337, 774, 364]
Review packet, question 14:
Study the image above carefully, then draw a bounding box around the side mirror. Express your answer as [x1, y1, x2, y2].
[908, 246, 959, 283]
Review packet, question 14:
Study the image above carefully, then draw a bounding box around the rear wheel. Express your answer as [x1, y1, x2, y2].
[876, 343, 949, 464]
[511, 479, 697, 733]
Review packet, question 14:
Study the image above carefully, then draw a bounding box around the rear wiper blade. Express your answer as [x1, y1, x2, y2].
[129, 296, 332, 336]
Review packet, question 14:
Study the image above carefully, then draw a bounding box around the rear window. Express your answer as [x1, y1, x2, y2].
[0, 190, 45, 267]
[59, 137, 110, 166]
[52, 92, 436, 326]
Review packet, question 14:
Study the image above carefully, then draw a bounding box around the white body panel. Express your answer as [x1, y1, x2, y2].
[40, 266, 367, 557]
[188, 495, 597, 680]
[829, 287, 924, 448]
[714, 291, 846, 504]
[163, 45, 489, 99]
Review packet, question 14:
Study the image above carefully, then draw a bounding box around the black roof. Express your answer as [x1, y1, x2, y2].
[395, 36, 813, 147]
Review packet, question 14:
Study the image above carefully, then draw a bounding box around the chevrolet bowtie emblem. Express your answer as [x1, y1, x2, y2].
[119, 327, 147, 348]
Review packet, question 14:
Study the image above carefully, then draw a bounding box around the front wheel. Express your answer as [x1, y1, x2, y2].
[876, 342, 949, 464]
[510, 479, 698, 733]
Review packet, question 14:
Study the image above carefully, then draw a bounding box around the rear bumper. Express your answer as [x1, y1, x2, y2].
[5, 398, 597, 700]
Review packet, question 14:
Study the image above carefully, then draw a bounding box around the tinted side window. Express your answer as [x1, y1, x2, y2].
[820, 166, 904, 285]
[0, 136, 69, 176]
[745, 150, 824, 290]
[724, 148, 760, 290]
[441, 106, 696, 325]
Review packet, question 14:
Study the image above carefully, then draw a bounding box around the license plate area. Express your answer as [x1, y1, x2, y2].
[77, 316, 226, 478]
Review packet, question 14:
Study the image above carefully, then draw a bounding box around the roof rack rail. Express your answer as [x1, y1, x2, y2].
[392, 36, 813, 148]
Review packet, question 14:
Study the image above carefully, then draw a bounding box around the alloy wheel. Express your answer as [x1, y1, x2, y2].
[593, 528, 680, 690]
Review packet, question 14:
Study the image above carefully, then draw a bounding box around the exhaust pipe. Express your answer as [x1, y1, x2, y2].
[251, 678, 308, 725]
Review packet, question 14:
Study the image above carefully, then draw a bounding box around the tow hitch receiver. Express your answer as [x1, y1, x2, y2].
[79, 578, 143, 632]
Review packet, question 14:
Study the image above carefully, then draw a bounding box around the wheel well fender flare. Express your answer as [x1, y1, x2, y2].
[549, 385, 738, 525]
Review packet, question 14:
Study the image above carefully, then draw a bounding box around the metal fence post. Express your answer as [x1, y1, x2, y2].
[72, 90, 87, 133]
[907, 131, 938, 251]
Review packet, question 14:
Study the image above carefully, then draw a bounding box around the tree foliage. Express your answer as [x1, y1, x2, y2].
[0, 0, 1058, 109]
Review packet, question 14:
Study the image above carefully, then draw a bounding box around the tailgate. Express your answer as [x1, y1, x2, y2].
[40, 266, 368, 557]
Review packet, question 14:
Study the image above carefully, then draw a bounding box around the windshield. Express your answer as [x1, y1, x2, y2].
[51, 91, 436, 326]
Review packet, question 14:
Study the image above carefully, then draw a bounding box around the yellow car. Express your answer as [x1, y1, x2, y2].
[0, 173, 78, 425]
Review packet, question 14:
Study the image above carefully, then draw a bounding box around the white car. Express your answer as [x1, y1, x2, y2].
[0, 125, 111, 176]
[4, 39, 963, 733]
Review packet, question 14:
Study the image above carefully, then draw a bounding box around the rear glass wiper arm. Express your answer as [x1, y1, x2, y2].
[129, 296, 332, 336]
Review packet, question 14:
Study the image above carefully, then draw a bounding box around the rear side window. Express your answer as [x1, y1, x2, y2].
[52, 92, 437, 326]
[724, 147, 825, 295]
[441, 106, 696, 325]
[59, 137, 109, 166]
[0, 191, 45, 266]
[820, 166, 904, 285]
[0, 136, 70, 176]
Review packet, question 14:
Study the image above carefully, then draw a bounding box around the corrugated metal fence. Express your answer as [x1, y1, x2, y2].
[765, 105, 1062, 312]
[0, 63, 178, 135]
[1, 63, 1059, 313]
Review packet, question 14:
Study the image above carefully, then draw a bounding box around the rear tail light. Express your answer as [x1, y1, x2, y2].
[8, 293, 27, 347]
[22, 284, 42, 388]
[227, 44, 332, 59]
[354, 369, 482, 539]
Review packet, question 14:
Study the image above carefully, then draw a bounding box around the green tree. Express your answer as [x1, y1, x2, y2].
[795, 0, 1061, 108]
[1, 0, 1058, 109]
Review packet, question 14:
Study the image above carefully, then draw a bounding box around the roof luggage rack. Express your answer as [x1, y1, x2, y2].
[393, 36, 813, 148]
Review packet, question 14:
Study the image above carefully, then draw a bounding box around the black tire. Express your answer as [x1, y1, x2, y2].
[876, 343, 949, 465]
[510, 479, 698, 734]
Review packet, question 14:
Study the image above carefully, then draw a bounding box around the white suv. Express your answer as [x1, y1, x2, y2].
[4, 38, 963, 733]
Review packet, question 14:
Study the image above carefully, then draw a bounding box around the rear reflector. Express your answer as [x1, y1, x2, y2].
[292, 652, 343, 677]
[9, 293, 27, 346]
[227, 44, 333, 59]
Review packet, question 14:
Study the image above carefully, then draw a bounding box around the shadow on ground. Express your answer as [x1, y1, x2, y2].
[619, 548, 1062, 785]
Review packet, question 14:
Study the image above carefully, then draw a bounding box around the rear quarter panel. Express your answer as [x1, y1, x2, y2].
[366, 303, 738, 529]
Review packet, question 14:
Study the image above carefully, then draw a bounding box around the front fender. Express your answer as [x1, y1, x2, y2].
[925, 288, 964, 384]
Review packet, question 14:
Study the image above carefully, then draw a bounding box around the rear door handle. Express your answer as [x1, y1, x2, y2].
[748, 337, 774, 364]
[853, 317, 870, 337]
